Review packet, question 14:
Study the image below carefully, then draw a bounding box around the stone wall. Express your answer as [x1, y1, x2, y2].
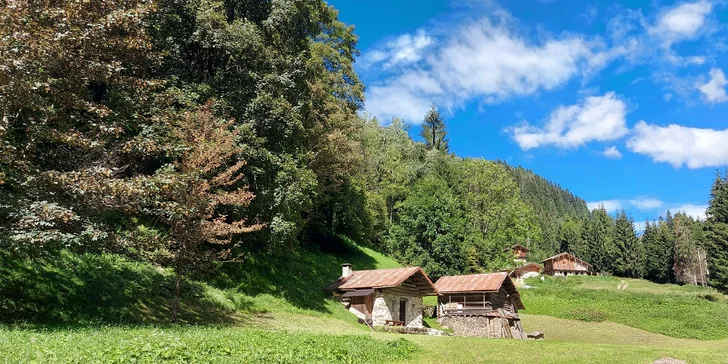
[371, 290, 423, 328]
[438, 316, 525, 339]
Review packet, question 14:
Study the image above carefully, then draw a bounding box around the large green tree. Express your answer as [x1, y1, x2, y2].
[387, 174, 467, 277]
[706, 171, 728, 292]
[643, 218, 673, 283]
[420, 104, 449, 152]
[612, 211, 645, 278]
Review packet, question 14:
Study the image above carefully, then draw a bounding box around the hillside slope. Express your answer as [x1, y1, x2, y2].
[4, 243, 728, 363]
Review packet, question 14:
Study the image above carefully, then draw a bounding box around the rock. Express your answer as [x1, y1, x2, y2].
[653, 358, 687, 364]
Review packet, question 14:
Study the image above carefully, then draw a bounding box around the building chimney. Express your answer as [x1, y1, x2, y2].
[342, 263, 353, 278]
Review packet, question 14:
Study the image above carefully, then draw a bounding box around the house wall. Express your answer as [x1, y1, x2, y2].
[371, 290, 423, 328]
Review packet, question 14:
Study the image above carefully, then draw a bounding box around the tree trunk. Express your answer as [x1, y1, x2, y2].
[172, 272, 181, 323]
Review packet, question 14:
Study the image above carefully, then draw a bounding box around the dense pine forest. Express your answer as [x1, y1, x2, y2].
[2, 0, 728, 325]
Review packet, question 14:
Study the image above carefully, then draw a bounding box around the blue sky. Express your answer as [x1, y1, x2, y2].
[329, 0, 728, 227]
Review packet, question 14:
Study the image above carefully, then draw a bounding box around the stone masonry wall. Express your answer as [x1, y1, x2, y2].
[438, 316, 524, 338]
[371, 291, 423, 328]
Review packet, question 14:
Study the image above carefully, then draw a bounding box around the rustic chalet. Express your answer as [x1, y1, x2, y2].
[510, 262, 542, 282]
[327, 264, 437, 328]
[434, 272, 526, 339]
[541, 252, 597, 276]
[511, 244, 528, 262]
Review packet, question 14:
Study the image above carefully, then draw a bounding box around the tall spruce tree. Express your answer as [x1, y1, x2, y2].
[590, 206, 616, 273]
[706, 171, 728, 292]
[420, 104, 449, 152]
[644, 218, 673, 282]
[613, 211, 645, 278]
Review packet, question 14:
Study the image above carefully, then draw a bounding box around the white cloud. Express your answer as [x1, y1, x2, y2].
[671, 204, 707, 220]
[362, 29, 433, 69]
[633, 221, 646, 233]
[629, 198, 664, 210]
[697, 68, 728, 103]
[512, 92, 628, 150]
[649, 1, 713, 45]
[602, 146, 622, 159]
[587, 200, 623, 212]
[627, 121, 728, 168]
[362, 15, 607, 123]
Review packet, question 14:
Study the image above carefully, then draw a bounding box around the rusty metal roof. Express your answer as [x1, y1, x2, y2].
[328, 267, 436, 292]
[434, 272, 509, 293]
[540, 252, 592, 267]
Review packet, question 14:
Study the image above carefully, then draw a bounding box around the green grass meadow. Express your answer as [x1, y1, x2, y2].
[3, 242, 728, 363]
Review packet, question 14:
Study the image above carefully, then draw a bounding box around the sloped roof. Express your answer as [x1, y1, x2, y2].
[327, 267, 436, 294]
[434, 272, 509, 293]
[434, 272, 524, 309]
[540, 252, 592, 268]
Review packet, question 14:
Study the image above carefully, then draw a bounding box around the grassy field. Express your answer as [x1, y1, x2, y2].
[520, 275, 728, 339]
[3, 242, 728, 363]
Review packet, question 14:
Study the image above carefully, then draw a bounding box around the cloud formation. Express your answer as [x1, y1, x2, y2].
[602, 146, 623, 159]
[649, 0, 713, 46]
[697, 68, 728, 103]
[362, 15, 605, 122]
[627, 121, 728, 168]
[512, 93, 628, 150]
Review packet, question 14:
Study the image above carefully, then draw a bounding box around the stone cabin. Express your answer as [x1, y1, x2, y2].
[541, 252, 598, 276]
[327, 264, 437, 328]
[434, 272, 526, 339]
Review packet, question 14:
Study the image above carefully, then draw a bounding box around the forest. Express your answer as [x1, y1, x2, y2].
[2, 0, 728, 315]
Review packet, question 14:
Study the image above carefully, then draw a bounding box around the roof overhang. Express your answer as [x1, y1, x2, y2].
[341, 288, 375, 297]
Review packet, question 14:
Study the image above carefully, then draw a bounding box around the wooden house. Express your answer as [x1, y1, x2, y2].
[510, 262, 542, 282]
[541, 252, 597, 276]
[434, 272, 526, 339]
[327, 264, 437, 328]
[511, 244, 528, 262]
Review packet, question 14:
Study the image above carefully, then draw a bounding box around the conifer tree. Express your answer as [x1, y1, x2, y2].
[420, 104, 449, 152]
[644, 218, 673, 282]
[706, 171, 728, 292]
[590, 206, 616, 273]
[613, 211, 645, 278]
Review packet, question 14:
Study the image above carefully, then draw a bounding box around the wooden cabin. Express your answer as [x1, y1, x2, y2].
[510, 262, 542, 282]
[511, 244, 528, 262]
[327, 264, 437, 328]
[541, 252, 597, 276]
[434, 272, 526, 339]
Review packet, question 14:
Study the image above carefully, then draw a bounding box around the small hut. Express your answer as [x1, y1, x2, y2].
[511, 244, 529, 263]
[434, 272, 526, 339]
[510, 262, 542, 283]
[541, 252, 597, 276]
[327, 264, 437, 328]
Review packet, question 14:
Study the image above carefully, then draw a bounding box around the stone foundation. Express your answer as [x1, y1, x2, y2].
[438, 315, 525, 339]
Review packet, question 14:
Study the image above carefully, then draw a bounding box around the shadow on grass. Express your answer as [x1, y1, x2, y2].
[211, 235, 382, 313]
[0, 251, 257, 327]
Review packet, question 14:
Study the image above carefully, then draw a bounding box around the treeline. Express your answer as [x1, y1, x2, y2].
[497, 163, 590, 259]
[353, 114, 543, 277]
[0, 0, 367, 320]
[557, 209, 709, 286]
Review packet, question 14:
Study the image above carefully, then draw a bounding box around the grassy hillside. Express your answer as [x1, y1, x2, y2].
[520, 275, 728, 339]
[4, 243, 728, 363]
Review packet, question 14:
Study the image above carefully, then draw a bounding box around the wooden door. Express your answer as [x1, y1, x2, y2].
[399, 300, 407, 322]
